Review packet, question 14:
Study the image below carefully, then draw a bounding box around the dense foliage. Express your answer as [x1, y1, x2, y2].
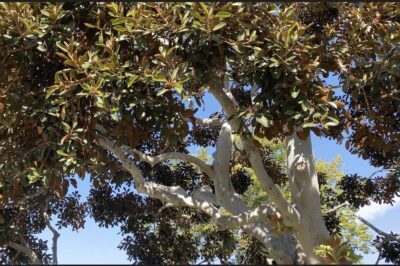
[0, 2, 399, 264]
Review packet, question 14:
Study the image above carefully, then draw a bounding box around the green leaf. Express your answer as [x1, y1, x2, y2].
[232, 44, 243, 54]
[156, 88, 168, 96]
[173, 82, 183, 94]
[286, 55, 296, 62]
[96, 77, 104, 88]
[46, 86, 58, 99]
[199, 3, 209, 17]
[84, 22, 98, 29]
[127, 75, 138, 87]
[237, 31, 246, 42]
[327, 101, 338, 109]
[40, 9, 51, 17]
[303, 122, 317, 128]
[216, 11, 232, 19]
[327, 116, 339, 123]
[111, 112, 120, 121]
[256, 116, 271, 128]
[56, 150, 68, 156]
[325, 121, 339, 127]
[291, 90, 300, 99]
[212, 22, 226, 31]
[62, 122, 71, 131]
[152, 75, 167, 82]
[80, 83, 92, 91]
[292, 113, 302, 120]
[37, 44, 47, 52]
[301, 101, 308, 112]
[112, 17, 126, 25]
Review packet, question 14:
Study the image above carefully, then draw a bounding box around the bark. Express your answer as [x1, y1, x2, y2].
[207, 81, 300, 225]
[96, 125, 300, 264]
[183, 116, 225, 127]
[8, 242, 42, 265]
[94, 78, 337, 264]
[43, 200, 60, 265]
[286, 131, 330, 263]
[356, 214, 400, 242]
[207, 80, 312, 264]
[212, 122, 298, 264]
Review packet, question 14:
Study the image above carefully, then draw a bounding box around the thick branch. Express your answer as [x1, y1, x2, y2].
[286, 130, 330, 264]
[183, 116, 225, 127]
[16, 187, 46, 209]
[97, 135, 146, 189]
[286, 131, 329, 235]
[121, 145, 214, 178]
[96, 134, 221, 219]
[8, 242, 42, 265]
[215, 205, 282, 229]
[208, 82, 300, 226]
[212, 121, 299, 264]
[96, 123, 298, 264]
[96, 124, 214, 179]
[213, 122, 247, 212]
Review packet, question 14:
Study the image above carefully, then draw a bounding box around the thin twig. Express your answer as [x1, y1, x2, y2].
[42, 199, 60, 265]
[324, 202, 349, 214]
[360, 87, 373, 118]
[375, 246, 382, 265]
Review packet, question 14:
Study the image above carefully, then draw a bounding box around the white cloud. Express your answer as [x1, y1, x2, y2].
[356, 196, 400, 221]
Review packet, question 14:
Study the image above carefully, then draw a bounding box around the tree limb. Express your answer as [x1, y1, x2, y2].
[207, 81, 300, 226]
[211, 121, 299, 264]
[16, 187, 47, 209]
[96, 124, 214, 179]
[96, 120, 299, 264]
[120, 145, 214, 179]
[214, 205, 282, 229]
[213, 122, 247, 212]
[324, 202, 349, 214]
[183, 116, 225, 127]
[42, 199, 60, 265]
[7, 242, 42, 265]
[355, 214, 400, 242]
[96, 133, 221, 219]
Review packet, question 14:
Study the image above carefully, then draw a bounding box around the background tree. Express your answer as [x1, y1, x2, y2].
[0, 2, 399, 264]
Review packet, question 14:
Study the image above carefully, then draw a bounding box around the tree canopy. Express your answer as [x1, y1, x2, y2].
[0, 2, 399, 265]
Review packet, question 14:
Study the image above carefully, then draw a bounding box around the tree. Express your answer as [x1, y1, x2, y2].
[0, 2, 399, 264]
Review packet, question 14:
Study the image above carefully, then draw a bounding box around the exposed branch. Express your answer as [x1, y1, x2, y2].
[96, 133, 221, 219]
[7, 242, 42, 265]
[208, 81, 300, 226]
[213, 122, 247, 212]
[183, 116, 225, 127]
[42, 199, 60, 265]
[192, 185, 217, 205]
[96, 134, 146, 189]
[215, 205, 282, 229]
[121, 145, 214, 179]
[324, 202, 349, 214]
[96, 120, 298, 264]
[375, 247, 382, 265]
[16, 187, 47, 209]
[355, 214, 400, 242]
[211, 120, 299, 263]
[368, 168, 390, 179]
[96, 124, 214, 179]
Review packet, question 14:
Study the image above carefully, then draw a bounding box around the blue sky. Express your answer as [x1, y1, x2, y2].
[38, 78, 400, 264]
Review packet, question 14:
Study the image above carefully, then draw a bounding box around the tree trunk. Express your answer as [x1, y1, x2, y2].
[286, 131, 330, 263]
